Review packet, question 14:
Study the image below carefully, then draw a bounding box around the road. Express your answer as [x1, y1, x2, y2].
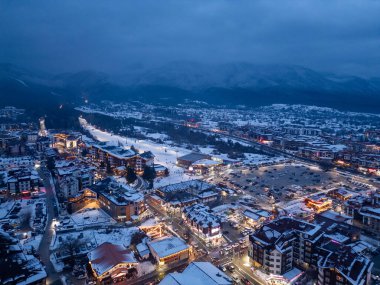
[152, 118, 377, 185]
[38, 167, 62, 285]
[146, 201, 268, 285]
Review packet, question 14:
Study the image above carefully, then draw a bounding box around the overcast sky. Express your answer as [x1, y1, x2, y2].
[1, 0, 380, 77]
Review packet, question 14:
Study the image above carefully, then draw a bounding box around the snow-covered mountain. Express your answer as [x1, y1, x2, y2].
[119, 61, 380, 94]
[1, 62, 380, 113]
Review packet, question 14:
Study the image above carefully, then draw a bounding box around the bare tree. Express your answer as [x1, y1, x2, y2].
[60, 234, 88, 267]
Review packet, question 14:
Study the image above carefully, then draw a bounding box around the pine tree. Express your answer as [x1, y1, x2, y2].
[126, 166, 137, 184]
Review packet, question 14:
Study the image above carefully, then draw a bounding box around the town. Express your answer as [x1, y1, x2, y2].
[1, 102, 380, 285]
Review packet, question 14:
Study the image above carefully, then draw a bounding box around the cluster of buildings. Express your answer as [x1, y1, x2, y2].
[182, 204, 222, 246]
[214, 115, 380, 177]
[344, 191, 380, 233]
[68, 177, 146, 222]
[89, 142, 155, 174]
[0, 230, 47, 285]
[248, 216, 372, 284]
[148, 179, 218, 211]
[177, 152, 224, 174]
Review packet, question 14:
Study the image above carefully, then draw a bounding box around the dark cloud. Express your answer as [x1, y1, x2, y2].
[1, 0, 380, 76]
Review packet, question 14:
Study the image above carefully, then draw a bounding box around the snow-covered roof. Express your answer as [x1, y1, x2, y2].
[160, 262, 232, 285]
[158, 179, 213, 194]
[88, 242, 137, 276]
[148, 236, 189, 258]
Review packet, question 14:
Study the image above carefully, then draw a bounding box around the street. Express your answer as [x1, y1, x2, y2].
[38, 167, 62, 285]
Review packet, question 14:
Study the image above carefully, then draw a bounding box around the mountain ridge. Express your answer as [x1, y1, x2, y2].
[1, 62, 380, 114]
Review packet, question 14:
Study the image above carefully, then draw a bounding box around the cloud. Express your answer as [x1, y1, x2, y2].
[1, 0, 380, 76]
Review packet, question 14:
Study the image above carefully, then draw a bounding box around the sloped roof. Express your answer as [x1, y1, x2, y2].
[88, 242, 137, 276]
[160, 262, 232, 285]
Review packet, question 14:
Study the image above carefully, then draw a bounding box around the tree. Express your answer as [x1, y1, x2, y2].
[142, 166, 156, 181]
[46, 156, 55, 171]
[60, 234, 87, 267]
[106, 160, 112, 174]
[130, 231, 147, 248]
[126, 166, 137, 184]
[81, 148, 88, 157]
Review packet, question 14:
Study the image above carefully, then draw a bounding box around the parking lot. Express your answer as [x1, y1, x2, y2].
[206, 162, 378, 212]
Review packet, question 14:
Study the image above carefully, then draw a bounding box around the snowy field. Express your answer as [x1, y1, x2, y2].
[243, 153, 287, 165]
[51, 226, 140, 251]
[0, 200, 15, 218]
[80, 118, 202, 187]
[69, 208, 116, 227]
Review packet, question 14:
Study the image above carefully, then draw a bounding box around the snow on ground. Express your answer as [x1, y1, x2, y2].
[80, 118, 202, 187]
[243, 153, 287, 165]
[21, 234, 43, 251]
[0, 200, 15, 218]
[70, 208, 116, 227]
[94, 227, 139, 246]
[145, 133, 169, 140]
[51, 227, 140, 251]
[137, 261, 156, 277]
[283, 201, 312, 216]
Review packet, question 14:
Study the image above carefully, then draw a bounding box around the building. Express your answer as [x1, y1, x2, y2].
[343, 192, 380, 233]
[0, 230, 47, 285]
[243, 209, 272, 227]
[148, 236, 191, 265]
[89, 143, 154, 173]
[182, 204, 222, 246]
[283, 125, 322, 137]
[52, 133, 82, 151]
[189, 158, 223, 175]
[159, 262, 232, 285]
[317, 241, 373, 285]
[6, 168, 40, 196]
[327, 188, 353, 201]
[304, 194, 333, 213]
[88, 242, 138, 284]
[59, 176, 80, 199]
[0, 131, 19, 150]
[154, 180, 217, 210]
[94, 178, 146, 222]
[248, 217, 372, 284]
[0, 156, 34, 169]
[176, 152, 212, 168]
[249, 217, 322, 275]
[55, 164, 95, 199]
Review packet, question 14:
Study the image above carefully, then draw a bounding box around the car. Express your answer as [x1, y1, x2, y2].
[219, 265, 227, 272]
[227, 264, 235, 272]
[241, 277, 251, 284]
[231, 273, 239, 283]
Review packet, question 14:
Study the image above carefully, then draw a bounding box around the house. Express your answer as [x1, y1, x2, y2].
[182, 204, 222, 246]
[242, 209, 271, 227]
[136, 242, 150, 260]
[6, 168, 40, 196]
[328, 187, 354, 201]
[304, 193, 332, 213]
[89, 142, 154, 173]
[317, 241, 373, 285]
[189, 158, 223, 175]
[53, 133, 82, 151]
[94, 178, 146, 222]
[88, 242, 138, 284]
[155, 180, 217, 210]
[159, 262, 232, 285]
[176, 153, 212, 168]
[248, 217, 372, 284]
[0, 230, 47, 285]
[249, 217, 322, 275]
[148, 236, 191, 265]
